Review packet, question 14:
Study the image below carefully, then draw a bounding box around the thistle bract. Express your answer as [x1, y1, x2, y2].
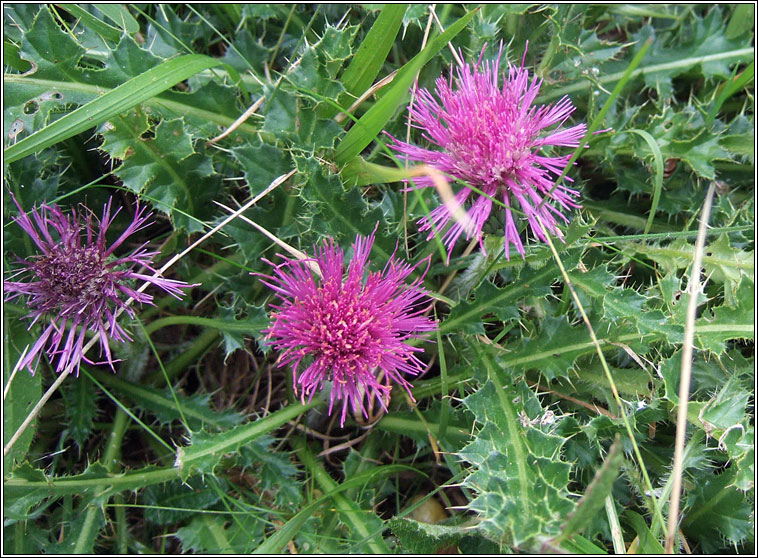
[257, 228, 437, 426]
[4, 196, 192, 376]
[387, 44, 587, 260]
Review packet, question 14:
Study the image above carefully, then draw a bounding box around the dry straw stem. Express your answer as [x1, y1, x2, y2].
[207, 95, 266, 144]
[333, 70, 398, 124]
[535, 214, 667, 536]
[208, 51, 305, 144]
[407, 164, 475, 238]
[664, 182, 717, 554]
[213, 201, 321, 277]
[3, 169, 296, 457]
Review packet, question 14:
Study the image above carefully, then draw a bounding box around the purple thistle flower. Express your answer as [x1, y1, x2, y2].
[257, 228, 437, 427]
[4, 195, 192, 376]
[387, 44, 588, 261]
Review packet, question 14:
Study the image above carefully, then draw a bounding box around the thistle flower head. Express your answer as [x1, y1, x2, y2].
[4, 195, 192, 376]
[257, 228, 437, 426]
[387, 43, 587, 261]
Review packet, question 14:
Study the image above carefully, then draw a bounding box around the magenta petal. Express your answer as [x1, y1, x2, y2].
[3, 194, 193, 377]
[386, 43, 587, 261]
[256, 230, 438, 427]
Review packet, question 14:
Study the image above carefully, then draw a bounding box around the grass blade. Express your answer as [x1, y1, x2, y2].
[4, 55, 238, 164]
[340, 5, 407, 96]
[628, 129, 664, 238]
[334, 7, 479, 165]
[55, 5, 122, 42]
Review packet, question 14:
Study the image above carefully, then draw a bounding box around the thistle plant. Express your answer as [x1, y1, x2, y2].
[257, 228, 437, 426]
[2, 5, 753, 555]
[4, 195, 192, 376]
[387, 44, 588, 260]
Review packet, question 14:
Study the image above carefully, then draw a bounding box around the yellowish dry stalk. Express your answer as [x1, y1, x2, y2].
[664, 182, 716, 553]
[407, 164, 475, 239]
[333, 70, 398, 124]
[207, 95, 266, 144]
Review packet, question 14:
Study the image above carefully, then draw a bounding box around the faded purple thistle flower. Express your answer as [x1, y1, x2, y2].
[387, 44, 588, 260]
[4, 195, 192, 376]
[257, 228, 437, 426]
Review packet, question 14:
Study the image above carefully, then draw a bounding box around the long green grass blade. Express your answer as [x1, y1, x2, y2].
[334, 7, 479, 165]
[93, 4, 139, 34]
[628, 129, 664, 237]
[340, 4, 407, 96]
[56, 5, 122, 42]
[290, 436, 393, 554]
[4, 55, 238, 164]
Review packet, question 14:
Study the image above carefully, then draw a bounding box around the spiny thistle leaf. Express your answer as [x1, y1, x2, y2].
[99, 114, 218, 232]
[230, 141, 292, 197]
[555, 436, 623, 543]
[295, 155, 389, 247]
[460, 365, 575, 550]
[681, 468, 754, 552]
[388, 518, 468, 554]
[571, 265, 684, 342]
[632, 8, 753, 98]
[141, 477, 223, 526]
[175, 514, 264, 554]
[61, 374, 100, 451]
[3, 316, 43, 470]
[238, 435, 303, 508]
[694, 280, 754, 354]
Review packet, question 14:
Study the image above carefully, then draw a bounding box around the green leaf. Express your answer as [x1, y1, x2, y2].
[623, 510, 665, 554]
[288, 436, 392, 554]
[726, 4, 756, 39]
[237, 435, 303, 508]
[176, 514, 263, 554]
[630, 234, 754, 303]
[254, 464, 415, 554]
[99, 114, 218, 232]
[556, 436, 623, 542]
[681, 468, 753, 552]
[389, 517, 468, 554]
[334, 7, 478, 165]
[56, 5, 122, 42]
[632, 9, 753, 98]
[217, 304, 269, 357]
[262, 82, 343, 152]
[570, 265, 684, 343]
[5, 9, 237, 164]
[340, 5, 406, 97]
[2, 463, 50, 520]
[141, 477, 222, 526]
[697, 376, 750, 437]
[93, 4, 139, 35]
[287, 47, 346, 108]
[695, 280, 754, 354]
[61, 374, 99, 451]
[3, 315, 42, 470]
[440, 254, 569, 335]
[231, 142, 292, 197]
[45, 499, 105, 554]
[4, 463, 179, 509]
[296, 155, 390, 257]
[461, 350, 575, 550]
[89, 368, 244, 431]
